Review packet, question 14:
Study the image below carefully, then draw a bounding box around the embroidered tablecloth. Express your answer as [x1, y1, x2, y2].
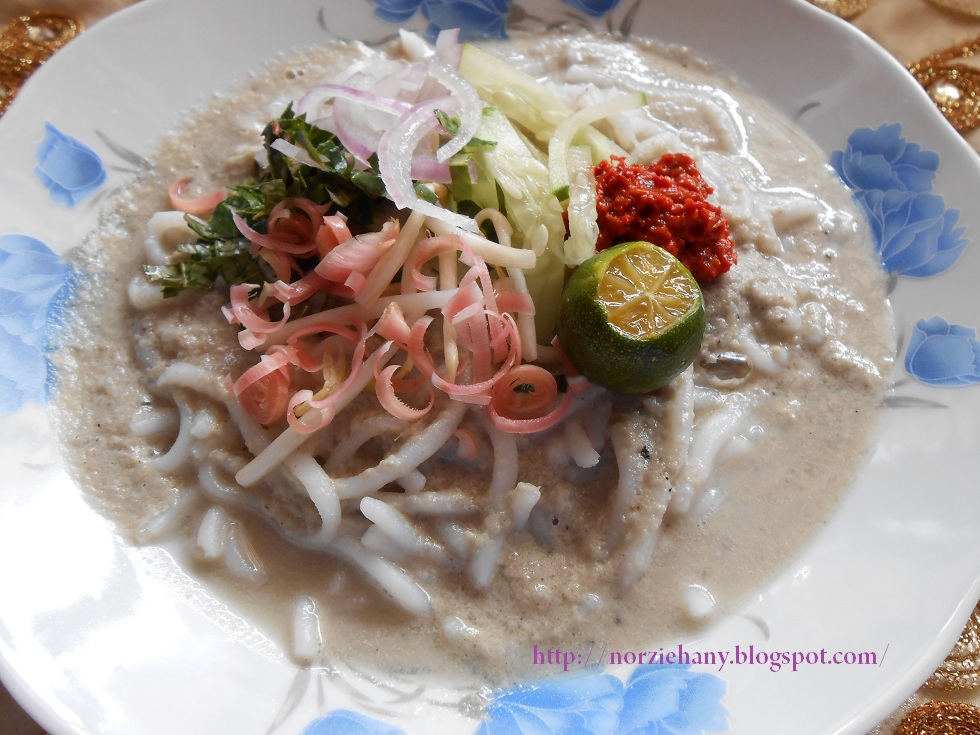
[1, 1, 978, 733]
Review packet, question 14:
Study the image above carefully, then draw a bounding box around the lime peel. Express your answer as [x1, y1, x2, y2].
[556, 241, 706, 394]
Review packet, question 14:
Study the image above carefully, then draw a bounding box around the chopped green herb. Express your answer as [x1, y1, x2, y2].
[143, 240, 267, 298]
[144, 103, 391, 297]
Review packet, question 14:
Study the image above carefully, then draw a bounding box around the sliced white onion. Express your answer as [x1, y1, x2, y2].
[426, 60, 482, 163]
[378, 99, 479, 232]
[433, 28, 461, 69]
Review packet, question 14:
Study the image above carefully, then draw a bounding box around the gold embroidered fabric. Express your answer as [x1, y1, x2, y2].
[1, 2, 980, 735]
[908, 38, 980, 133]
[0, 12, 81, 115]
[928, 604, 980, 690]
[922, 0, 980, 17]
[895, 701, 980, 735]
[807, 0, 869, 18]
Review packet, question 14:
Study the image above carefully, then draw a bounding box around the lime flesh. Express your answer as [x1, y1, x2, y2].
[556, 241, 705, 394]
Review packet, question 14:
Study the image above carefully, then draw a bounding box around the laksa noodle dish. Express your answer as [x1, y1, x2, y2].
[55, 29, 895, 682]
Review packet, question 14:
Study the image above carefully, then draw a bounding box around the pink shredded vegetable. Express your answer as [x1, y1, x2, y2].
[214, 31, 593, 436]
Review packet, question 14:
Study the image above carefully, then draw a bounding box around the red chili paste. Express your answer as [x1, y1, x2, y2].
[594, 154, 737, 282]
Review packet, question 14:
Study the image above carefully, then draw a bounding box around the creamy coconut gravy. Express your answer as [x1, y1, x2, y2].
[53, 32, 894, 683]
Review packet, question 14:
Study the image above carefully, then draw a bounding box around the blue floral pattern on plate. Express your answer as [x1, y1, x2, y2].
[556, 0, 621, 17]
[372, 0, 514, 40]
[474, 665, 727, 735]
[905, 317, 980, 387]
[2, 0, 976, 732]
[831, 123, 977, 389]
[618, 665, 728, 735]
[478, 670, 624, 735]
[34, 122, 107, 208]
[0, 234, 72, 414]
[830, 123, 968, 278]
[369, 0, 624, 40]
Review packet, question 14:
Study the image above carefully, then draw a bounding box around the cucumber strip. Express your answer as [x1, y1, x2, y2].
[459, 44, 629, 163]
[564, 145, 600, 267]
[472, 106, 567, 339]
[548, 92, 648, 200]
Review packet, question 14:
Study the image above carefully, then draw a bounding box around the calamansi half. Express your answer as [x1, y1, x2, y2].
[556, 241, 705, 394]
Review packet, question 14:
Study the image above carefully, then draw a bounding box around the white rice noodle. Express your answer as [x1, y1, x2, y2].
[150, 390, 194, 473]
[197, 461, 263, 513]
[329, 536, 432, 615]
[224, 396, 273, 457]
[424, 217, 538, 271]
[333, 400, 468, 500]
[196, 505, 228, 560]
[235, 410, 324, 487]
[660, 84, 749, 159]
[819, 339, 885, 389]
[469, 482, 540, 589]
[603, 82, 748, 165]
[361, 525, 410, 563]
[607, 419, 673, 590]
[380, 490, 480, 517]
[681, 393, 756, 511]
[292, 596, 323, 665]
[616, 502, 664, 592]
[436, 521, 472, 557]
[583, 397, 611, 450]
[286, 453, 342, 546]
[545, 435, 570, 469]
[469, 534, 505, 590]
[766, 187, 833, 243]
[155, 361, 229, 402]
[509, 482, 541, 531]
[127, 275, 167, 310]
[325, 414, 407, 473]
[507, 266, 537, 363]
[190, 409, 220, 439]
[563, 418, 600, 468]
[135, 490, 193, 544]
[224, 398, 342, 544]
[397, 470, 426, 494]
[443, 616, 479, 641]
[475, 208, 513, 249]
[360, 496, 447, 563]
[690, 486, 726, 524]
[734, 331, 782, 377]
[484, 421, 519, 506]
[356, 209, 426, 305]
[130, 408, 178, 437]
[225, 521, 265, 583]
[648, 365, 695, 513]
[143, 210, 196, 265]
[607, 419, 645, 552]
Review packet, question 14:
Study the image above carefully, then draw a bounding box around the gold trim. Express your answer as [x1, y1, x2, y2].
[909, 38, 980, 134]
[895, 701, 980, 735]
[805, 0, 868, 20]
[0, 12, 82, 116]
[928, 604, 980, 690]
[922, 0, 980, 18]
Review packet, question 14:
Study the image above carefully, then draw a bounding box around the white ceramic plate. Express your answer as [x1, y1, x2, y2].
[2, 1, 979, 733]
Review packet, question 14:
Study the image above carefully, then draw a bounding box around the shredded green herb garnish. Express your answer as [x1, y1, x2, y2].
[144, 104, 389, 297]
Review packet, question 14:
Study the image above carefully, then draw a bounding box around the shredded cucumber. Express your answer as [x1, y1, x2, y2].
[459, 44, 629, 164]
[548, 92, 648, 201]
[470, 107, 567, 339]
[564, 145, 600, 267]
[454, 46, 646, 339]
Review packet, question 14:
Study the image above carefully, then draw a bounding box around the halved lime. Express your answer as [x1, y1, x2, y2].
[556, 241, 705, 394]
